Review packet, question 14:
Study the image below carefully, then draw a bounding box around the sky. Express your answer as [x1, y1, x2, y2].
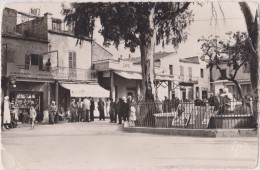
[1, 0, 258, 59]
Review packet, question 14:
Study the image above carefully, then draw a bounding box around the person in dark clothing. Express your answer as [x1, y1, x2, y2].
[194, 97, 202, 106]
[90, 97, 95, 121]
[122, 96, 129, 121]
[46, 59, 51, 71]
[118, 98, 123, 124]
[114, 98, 119, 123]
[98, 98, 105, 120]
[208, 93, 219, 112]
[49, 101, 57, 124]
[109, 98, 115, 123]
[174, 97, 180, 111]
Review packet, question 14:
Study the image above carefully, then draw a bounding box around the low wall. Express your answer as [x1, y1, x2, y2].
[209, 115, 254, 129]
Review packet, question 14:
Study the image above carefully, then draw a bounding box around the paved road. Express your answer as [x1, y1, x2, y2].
[1, 121, 259, 170]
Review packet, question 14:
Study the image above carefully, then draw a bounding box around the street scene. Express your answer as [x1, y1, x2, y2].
[1, 1, 259, 170]
[1, 121, 258, 169]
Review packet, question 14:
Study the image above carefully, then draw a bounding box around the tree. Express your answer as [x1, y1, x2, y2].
[199, 31, 250, 100]
[239, 2, 259, 127]
[62, 2, 193, 102]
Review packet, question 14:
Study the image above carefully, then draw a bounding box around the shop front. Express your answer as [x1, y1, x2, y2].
[59, 82, 110, 117]
[8, 80, 55, 122]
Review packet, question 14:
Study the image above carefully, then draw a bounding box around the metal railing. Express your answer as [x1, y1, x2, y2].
[132, 98, 254, 129]
[179, 75, 199, 84]
[51, 67, 97, 81]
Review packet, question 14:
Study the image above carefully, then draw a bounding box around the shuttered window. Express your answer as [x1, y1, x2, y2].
[69, 51, 76, 68]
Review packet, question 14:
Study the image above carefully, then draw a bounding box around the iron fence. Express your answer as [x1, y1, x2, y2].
[132, 98, 255, 129]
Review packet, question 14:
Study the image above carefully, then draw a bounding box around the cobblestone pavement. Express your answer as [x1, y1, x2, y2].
[1, 120, 259, 170]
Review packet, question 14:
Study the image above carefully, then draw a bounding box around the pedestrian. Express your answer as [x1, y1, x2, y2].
[90, 97, 95, 121]
[109, 98, 115, 123]
[106, 98, 111, 118]
[3, 96, 11, 129]
[114, 98, 120, 123]
[98, 98, 105, 120]
[29, 104, 37, 129]
[82, 97, 91, 122]
[121, 96, 129, 122]
[77, 98, 83, 122]
[66, 108, 71, 122]
[49, 101, 57, 124]
[129, 100, 137, 127]
[69, 99, 77, 122]
[163, 96, 170, 112]
[118, 98, 123, 124]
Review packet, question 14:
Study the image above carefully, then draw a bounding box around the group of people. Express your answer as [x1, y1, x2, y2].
[162, 96, 180, 113]
[49, 96, 137, 127]
[97, 96, 137, 126]
[66, 97, 95, 123]
[2, 96, 37, 130]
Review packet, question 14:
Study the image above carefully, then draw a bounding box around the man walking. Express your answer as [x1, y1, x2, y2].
[98, 98, 105, 120]
[90, 97, 95, 121]
[77, 98, 83, 122]
[83, 97, 91, 122]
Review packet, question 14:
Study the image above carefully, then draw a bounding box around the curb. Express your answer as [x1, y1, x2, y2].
[123, 126, 258, 137]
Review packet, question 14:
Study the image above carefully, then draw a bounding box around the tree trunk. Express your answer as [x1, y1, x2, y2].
[239, 2, 259, 127]
[232, 79, 243, 100]
[140, 8, 157, 102]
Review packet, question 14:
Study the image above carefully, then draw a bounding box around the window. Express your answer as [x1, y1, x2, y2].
[200, 69, 204, 78]
[189, 67, 192, 78]
[30, 54, 39, 65]
[180, 66, 184, 76]
[69, 51, 76, 68]
[52, 21, 61, 31]
[169, 65, 173, 75]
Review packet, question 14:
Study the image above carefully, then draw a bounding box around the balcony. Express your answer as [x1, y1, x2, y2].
[179, 75, 199, 85]
[5, 63, 97, 81]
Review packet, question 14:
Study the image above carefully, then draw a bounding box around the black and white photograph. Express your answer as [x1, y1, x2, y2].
[0, 0, 259, 169]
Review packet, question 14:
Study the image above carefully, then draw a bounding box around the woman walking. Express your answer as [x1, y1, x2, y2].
[3, 96, 11, 129]
[29, 104, 37, 129]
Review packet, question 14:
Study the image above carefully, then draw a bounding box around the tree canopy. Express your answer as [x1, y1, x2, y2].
[199, 31, 250, 99]
[62, 2, 193, 52]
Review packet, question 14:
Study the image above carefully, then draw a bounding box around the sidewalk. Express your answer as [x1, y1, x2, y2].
[123, 126, 258, 137]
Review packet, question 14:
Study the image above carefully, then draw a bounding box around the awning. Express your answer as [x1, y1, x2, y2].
[60, 83, 110, 98]
[115, 71, 174, 81]
[115, 71, 142, 80]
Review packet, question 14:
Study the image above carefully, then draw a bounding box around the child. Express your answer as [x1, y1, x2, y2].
[129, 105, 136, 127]
[29, 105, 36, 129]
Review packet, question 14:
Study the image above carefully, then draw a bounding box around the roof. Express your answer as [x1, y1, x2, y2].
[179, 56, 200, 64]
[5, 7, 40, 18]
[124, 51, 176, 64]
[48, 30, 92, 41]
[2, 32, 49, 43]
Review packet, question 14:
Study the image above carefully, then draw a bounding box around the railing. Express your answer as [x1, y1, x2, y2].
[132, 98, 254, 129]
[179, 75, 199, 84]
[51, 67, 97, 81]
[6, 63, 97, 81]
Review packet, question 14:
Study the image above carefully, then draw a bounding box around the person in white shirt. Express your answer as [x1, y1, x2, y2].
[83, 97, 91, 122]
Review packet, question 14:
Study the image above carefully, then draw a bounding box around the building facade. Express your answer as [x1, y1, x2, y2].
[178, 56, 210, 100]
[93, 50, 210, 102]
[211, 60, 251, 99]
[1, 8, 109, 119]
